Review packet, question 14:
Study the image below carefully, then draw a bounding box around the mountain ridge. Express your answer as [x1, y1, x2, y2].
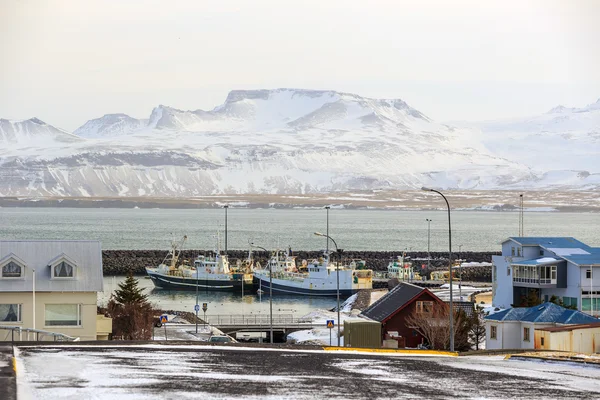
[0, 89, 598, 198]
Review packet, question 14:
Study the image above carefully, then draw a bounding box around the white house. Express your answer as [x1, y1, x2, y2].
[0, 240, 108, 341]
[492, 237, 600, 316]
[484, 302, 598, 350]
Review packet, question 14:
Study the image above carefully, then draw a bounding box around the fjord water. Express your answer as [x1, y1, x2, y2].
[99, 275, 339, 316]
[3, 207, 598, 315]
[1, 207, 598, 252]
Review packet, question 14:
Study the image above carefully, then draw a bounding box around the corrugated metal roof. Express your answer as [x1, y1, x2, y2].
[536, 322, 600, 332]
[0, 240, 103, 292]
[485, 302, 599, 324]
[505, 237, 600, 266]
[511, 257, 561, 266]
[507, 237, 591, 249]
[360, 282, 425, 322]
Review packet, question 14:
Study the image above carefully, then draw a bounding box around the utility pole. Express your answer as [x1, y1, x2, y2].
[426, 219, 432, 271]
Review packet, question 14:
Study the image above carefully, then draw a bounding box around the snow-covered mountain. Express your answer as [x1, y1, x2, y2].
[0, 89, 597, 198]
[74, 114, 146, 138]
[0, 118, 81, 145]
[478, 98, 600, 171]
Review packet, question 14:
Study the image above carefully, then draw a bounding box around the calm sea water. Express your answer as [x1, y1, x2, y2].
[99, 275, 338, 316]
[1, 207, 598, 252]
[3, 207, 597, 315]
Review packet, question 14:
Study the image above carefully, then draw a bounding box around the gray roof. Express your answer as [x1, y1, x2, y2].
[361, 282, 425, 322]
[505, 237, 600, 266]
[0, 240, 103, 292]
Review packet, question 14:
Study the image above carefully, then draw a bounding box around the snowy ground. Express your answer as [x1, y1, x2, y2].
[15, 345, 600, 399]
[287, 293, 361, 346]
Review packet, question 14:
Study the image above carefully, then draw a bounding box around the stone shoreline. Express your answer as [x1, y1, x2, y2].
[103, 250, 497, 282]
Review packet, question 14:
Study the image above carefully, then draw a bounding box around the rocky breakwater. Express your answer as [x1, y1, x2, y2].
[102, 250, 498, 281]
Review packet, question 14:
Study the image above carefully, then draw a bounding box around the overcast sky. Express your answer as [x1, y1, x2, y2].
[1, 0, 599, 131]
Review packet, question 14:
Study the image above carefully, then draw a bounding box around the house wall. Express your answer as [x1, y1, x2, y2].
[485, 321, 521, 350]
[520, 322, 553, 349]
[535, 327, 600, 353]
[0, 291, 98, 341]
[485, 320, 502, 350]
[381, 291, 443, 348]
[492, 255, 513, 309]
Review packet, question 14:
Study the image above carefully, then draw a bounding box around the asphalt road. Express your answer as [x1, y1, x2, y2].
[16, 345, 600, 399]
[0, 345, 16, 400]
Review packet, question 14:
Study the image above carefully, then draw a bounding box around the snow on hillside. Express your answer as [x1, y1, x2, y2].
[477, 98, 600, 173]
[0, 90, 598, 197]
[74, 113, 146, 138]
[0, 118, 81, 147]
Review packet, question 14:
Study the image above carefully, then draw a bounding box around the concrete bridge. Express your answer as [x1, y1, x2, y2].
[205, 314, 318, 340]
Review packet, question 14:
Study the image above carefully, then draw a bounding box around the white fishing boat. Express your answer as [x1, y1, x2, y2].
[145, 235, 254, 291]
[387, 254, 422, 281]
[253, 249, 372, 296]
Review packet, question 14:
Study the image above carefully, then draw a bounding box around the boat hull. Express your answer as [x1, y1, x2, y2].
[146, 270, 252, 292]
[253, 275, 356, 296]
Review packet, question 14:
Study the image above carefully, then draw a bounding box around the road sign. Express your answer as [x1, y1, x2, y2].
[160, 315, 168, 323]
[194, 304, 200, 312]
[326, 320, 334, 329]
[202, 303, 208, 312]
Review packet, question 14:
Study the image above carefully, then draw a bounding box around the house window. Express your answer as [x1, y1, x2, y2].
[0, 304, 22, 322]
[2, 261, 23, 278]
[541, 337, 544, 346]
[416, 301, 434, 314]
[45, 304, 81, 326]
[511, 247, 515, 256]
[523, 327, 530, 342]
[540, 250, 544, 256]
[586, 269, 592, 279]
[53, 261, 75, 278]
[517, 247, 522, 257]
[507, 267, 511, 276]
[490, 325, 497, 339]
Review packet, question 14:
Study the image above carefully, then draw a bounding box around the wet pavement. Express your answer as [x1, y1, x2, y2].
[15, 344, 600, 399]
[0, 345, 16, 400]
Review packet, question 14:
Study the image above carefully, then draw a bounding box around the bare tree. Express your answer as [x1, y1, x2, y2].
[406, 306, 470, 351]
[468, 306, 486, 350]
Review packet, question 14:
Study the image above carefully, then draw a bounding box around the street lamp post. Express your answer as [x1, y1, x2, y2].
[314, 232, 341, 346]
[251, 243, 273, 344]
[325, 206, 330, 256]
[426, 219, 432, 271]
[195, 267, 199, 333]
[422, 187, 454, 352]
[224, 205, 229, 257]
[32, 268, 36, 332]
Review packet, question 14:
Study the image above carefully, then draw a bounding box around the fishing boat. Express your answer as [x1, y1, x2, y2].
[145, 235, 254, 291]
[387, 254, 422, 281]
[253, 248, 372, 296]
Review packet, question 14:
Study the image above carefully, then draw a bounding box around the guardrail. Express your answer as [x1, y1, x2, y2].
[205, 314, 313, 326]
[0, 326, 80, 342]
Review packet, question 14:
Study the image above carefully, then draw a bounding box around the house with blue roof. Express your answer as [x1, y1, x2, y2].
[484, 302, 598, 350]
[492, 237, 600, 317]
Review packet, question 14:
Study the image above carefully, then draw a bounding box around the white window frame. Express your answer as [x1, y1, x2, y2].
[0, 260, 25, 280]
[416, 301, 434, 314]
[44, 304, 82, 327]
[51, 261, 77, 280]
[586, 269, 592, 280]
[0, 304, 22, 323]
[490, 325, 497, 340]
[523, 327, 530, 342]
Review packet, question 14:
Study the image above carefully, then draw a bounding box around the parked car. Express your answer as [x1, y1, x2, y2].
[209, 335, 235, 343]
